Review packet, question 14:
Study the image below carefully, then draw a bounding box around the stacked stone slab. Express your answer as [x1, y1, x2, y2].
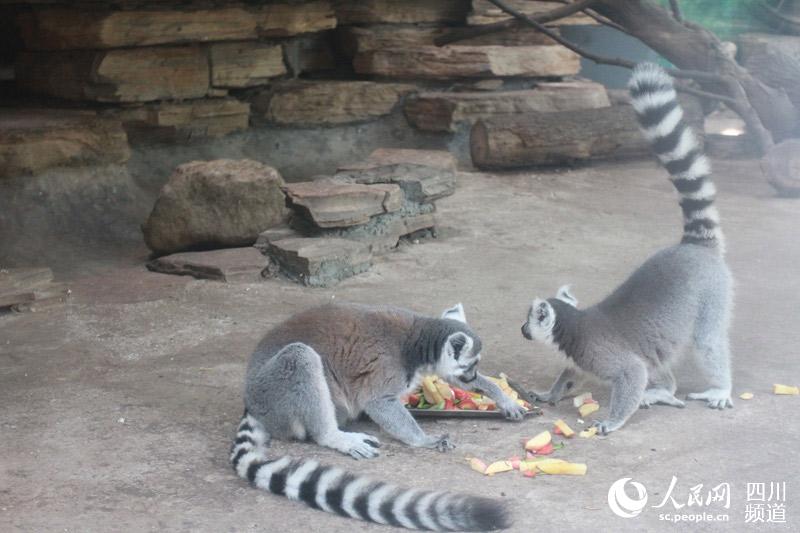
[257, 149, 457, 287]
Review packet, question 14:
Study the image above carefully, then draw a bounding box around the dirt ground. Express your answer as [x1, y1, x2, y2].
[1, 157, 798, 532]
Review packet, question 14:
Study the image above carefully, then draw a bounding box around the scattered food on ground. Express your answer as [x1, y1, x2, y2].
[404, 374, 533, 412]
[739, 392, 754, 400]
[773, 384, 799, 395]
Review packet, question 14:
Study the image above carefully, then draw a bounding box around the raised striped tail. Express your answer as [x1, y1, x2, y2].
[628, 63, 724, 252]
[230, 412, 510, 531]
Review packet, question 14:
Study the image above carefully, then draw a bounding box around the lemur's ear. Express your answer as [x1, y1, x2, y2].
[531, 298, 555, 329]
[445, 331, 473, 360]
[556, 285, 578, 307]
[441, 303, 467, 324]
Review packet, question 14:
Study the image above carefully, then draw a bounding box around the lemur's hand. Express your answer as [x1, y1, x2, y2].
[498, 398, 526, 421]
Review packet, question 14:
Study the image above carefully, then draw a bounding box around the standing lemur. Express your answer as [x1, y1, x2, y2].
[231, 302, 522, 531]
[521, 63, 733, 434]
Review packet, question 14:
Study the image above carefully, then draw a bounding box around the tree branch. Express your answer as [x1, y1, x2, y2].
[434, 0, 598, 47]
[674, 82, 737, 106]
[757, 0, 800, 33]
[668, 0, 684, 22]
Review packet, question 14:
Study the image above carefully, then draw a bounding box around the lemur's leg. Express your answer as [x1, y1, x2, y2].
[449, 372, 525, 420]
[641, 364, 685, 408]
[363, 396, 455, 452]
[248, 343, 380, 459]
[592, 356, 647, 435]
[532, 366, 579, 406]
[687, 301, 733, 410]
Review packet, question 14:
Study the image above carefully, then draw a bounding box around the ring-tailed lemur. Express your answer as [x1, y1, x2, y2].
[521, 63, 733, 434]
[230, 302, 519, 531]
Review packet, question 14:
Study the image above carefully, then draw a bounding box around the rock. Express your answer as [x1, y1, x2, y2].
[338, 148, 458, 173]
[116, 99, 249, 143]
[0, 109, 130, 177]
[353, 45, 580, 79]
[334, 0, 469, 24]
[405, 82, 611, 132]
[17, 46, 209, 102]
[254, 226, 301, 252]
[315, 210, 437, 253]
[17, 2, 336, 49]
[336, 164, 457, 203]
[146, 247, 269, 282]
[142, 159, 286, 255]
[761, 139, 800, 197]
[0, 267, 69, 312]
[210, 42, 286, 88]
[468, 0, 597, 26]
[255, 81, 416, 125]
[284, 32, 338, 76]
[267, 237, 372, 287]
[282, 180, 404, 228]
[10, 283, 70, 313]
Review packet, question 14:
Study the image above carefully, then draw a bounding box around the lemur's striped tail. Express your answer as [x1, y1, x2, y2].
[628, 63, 724, 252]
[230, 412, 510, 531]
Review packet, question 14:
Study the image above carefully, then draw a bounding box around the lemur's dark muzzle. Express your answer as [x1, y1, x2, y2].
[521, 323, 533, 340]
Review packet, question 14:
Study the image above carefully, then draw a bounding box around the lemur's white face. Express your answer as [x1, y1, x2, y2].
[438, 303, 481, 382]
[521, 285, 577, 345]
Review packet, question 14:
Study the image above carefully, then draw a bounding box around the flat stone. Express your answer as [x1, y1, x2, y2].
[312, 209, 437, 254]
[282, 180, 404, 228]
[338, 148, 457, 173]
[254, 226, 301, 252]
[267, 237, 372, 287]
[1, 109, 130, 177]
[209, 42, 286, 89]
[146, 247, 269, 282]
[336, 164, 456, 204]
[115, 99, 249, 143]
[142, 159, 286, 255]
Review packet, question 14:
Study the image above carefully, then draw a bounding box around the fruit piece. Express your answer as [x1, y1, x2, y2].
[537, 462, 587, 476]
[579, 427, 598, 438]
[436, 381, 454, 401]
[422, 376, 444, 405]
[523, 469, 537, 478]
[773, 384, 800, 395]
[573, 392, 593, 408]
[431, 400, 445, 410]
[509, 456, 521, 470]
[444, 399, 456, 410]
[468, 458, 488, 474]
[485, 461, 514, 475]
[520, 458, 566, 472]
[406, 393, 420, 407]
[452, 387, 472, 402]
[553, 419, 575, 438]
[578, 402, 600, 418]
[533, 442, 554, 455]
[524, 431, 552, 451]
[459, 398, 478, 410]
[739, 392, 754, 400]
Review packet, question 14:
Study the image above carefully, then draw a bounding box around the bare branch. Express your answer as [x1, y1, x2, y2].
[668, 0, 684, 22]
[674, 83, 737, 106]
[580, 8, 631, 35]
[757, 0, 800, 33]
[434, 0, 598, 47]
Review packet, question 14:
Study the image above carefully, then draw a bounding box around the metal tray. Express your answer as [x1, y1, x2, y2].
[407, 405, 542, 418]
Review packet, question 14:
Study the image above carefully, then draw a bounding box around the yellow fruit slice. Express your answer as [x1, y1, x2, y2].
[468, 458, 487, 474]
[519, 458, 565, 472]
[537, 462, 587, 476]
[578, 402, 600, 418]
[422, 375, 444, 405]
[579, 427, 598, 438]
[739, 392, 754, 400]
[773, 384, 800, 395]
[435, 381, 454, 401]
[553, 419, 575, 438]
[485, 461, 514, 476]
[572, 392, 593, 408]
[524, 431, 552, 451]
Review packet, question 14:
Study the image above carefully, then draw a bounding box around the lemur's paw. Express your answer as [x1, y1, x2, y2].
[532, 391, 560, 406]
[428, 434, 456, 453]
[641, 389, 686, 409]
[591, 419, 623, 435]
[499, 401, 526, 421]
[687, 389, 733, 410]
[343, 432, 381, 460]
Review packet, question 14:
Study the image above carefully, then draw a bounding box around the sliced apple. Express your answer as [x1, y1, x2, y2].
[509, 456, 521, 470]
[739, 392, 754, 400]
[485, 460, 514, 476]
[579, 427, 598, 438]
[523, 469, 537, 478]
[468, 458, 488, 474]
[436, 381, 454, 401]
[553, 419, 575, 438]
[572, 392, 593, 408]
[578, 402, 599, 418]
[524, 430, 552, 451]
[459, 398, 478, 410]
[537, 462, 587, 476]
[773, 384, 800, 395]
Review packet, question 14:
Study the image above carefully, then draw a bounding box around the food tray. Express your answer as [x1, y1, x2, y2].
[407, 405, 542, 419]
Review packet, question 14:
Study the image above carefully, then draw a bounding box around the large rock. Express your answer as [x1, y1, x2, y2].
[1, 109, 130, 177]
[142, 159, 286, 255]
[405, 82, 611, 132]
[282, 180, 404, 228]
[313, 209, 437, 253]
[256, 81, 416, 125]
[353, 45, 580, 79]
[267, 237, 372, 287]
[334, 0, 469, 24]
[146, 247, 269, 282]
[336, 163, 457, 203]
[17, 46, 210, 102]
[209, 42, 286, 88]
[116, 99, 250, 143]
[17, 2, 336, 50]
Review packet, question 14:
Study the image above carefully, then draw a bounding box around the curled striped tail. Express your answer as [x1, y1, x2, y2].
[628, 63, 724, 252]
[230, 411, 510, 531]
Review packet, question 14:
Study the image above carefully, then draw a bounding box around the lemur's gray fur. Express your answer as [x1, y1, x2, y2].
[521, 64, 733, 435]
[230, 302, 519, 531]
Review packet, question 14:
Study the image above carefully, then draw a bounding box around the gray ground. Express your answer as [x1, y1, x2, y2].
[1, 158, 798, 532]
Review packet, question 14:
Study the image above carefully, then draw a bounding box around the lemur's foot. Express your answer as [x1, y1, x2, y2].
[423, 433, 456, 452]
[532, 391, 561, 406]
[330, 431, 380, 460]
[498, 400, 526, 421]
[640, 388, 686, 409]
[591, 419, 624, 435]
[687, 389, 733, 410]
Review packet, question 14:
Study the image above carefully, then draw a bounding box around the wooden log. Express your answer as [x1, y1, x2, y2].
[334, 0, 469, 24]
[470, 98, 703, 169]
[209, 42, 286, 88]
[353, 45, 579, 79]
[16, 46, 209, 102]
[405, 81, 610, 132]
[468, 0, 597, 26]
[16, 2, 336, 50]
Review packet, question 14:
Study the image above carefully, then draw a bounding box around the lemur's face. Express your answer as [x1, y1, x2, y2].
[437, 332, 481, 382]
[521, 285, 578, 343]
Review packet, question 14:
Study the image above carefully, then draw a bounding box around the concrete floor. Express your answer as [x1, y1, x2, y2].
[1, 158, 798, 532]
